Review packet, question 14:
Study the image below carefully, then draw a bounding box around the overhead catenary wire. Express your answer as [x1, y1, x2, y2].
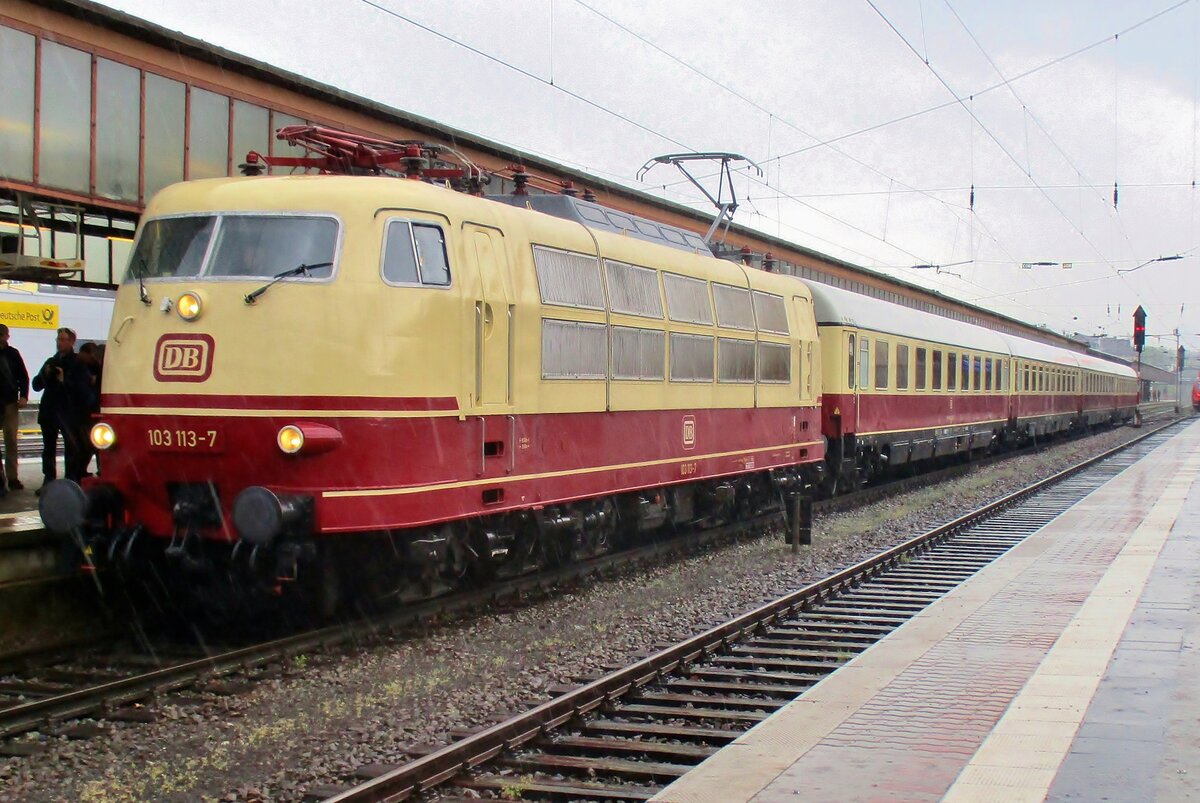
[942, 0, 1140, 256]
[774, 0, 1192, 163]
[356, 0, 695, 151]
[941, 0, 1172, 312]
[865, 0, 1142, 289]
[356, 0, 961, 268]
[567, 0, 1004, 259]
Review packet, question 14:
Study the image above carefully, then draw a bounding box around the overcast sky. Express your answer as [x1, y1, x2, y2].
[98, 0, 1200, 349]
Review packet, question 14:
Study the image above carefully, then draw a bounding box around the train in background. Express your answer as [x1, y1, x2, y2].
[1193, 378, 1200, 411]
[37, 145, 1138, 616]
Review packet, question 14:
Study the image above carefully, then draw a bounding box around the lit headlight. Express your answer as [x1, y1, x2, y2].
[177, 292, 203, 321]
[90, 422, 116, 450]
[277, 425, 304, 454]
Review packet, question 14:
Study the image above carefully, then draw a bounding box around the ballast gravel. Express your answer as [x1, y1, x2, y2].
[0, 423, 1173, 802]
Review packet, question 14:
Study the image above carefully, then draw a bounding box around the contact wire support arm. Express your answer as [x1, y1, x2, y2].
[637, 152, 763, 245]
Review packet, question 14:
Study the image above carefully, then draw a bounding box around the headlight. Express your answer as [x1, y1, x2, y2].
[277, 425, 304, 454]
[177, 292, 202, 321]
[90, 422, 116, 450]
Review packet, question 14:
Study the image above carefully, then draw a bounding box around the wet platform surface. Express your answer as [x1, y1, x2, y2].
[655, 418, 1200, 802]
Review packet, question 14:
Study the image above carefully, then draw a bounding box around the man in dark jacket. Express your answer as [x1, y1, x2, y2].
[0, 325, 30, 490]
[32, 327, 91, 487]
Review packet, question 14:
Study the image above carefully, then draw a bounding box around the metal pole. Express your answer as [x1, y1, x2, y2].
[1176, 329, 1183, 414]
[788, 493, 813, 553]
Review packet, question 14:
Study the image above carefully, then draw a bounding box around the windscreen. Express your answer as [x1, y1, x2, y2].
[127, 214, 337, 280]
[127, 216, 214, 279]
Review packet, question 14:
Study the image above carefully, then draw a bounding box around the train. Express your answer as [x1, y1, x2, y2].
[37, 172, 1138, 616]
[1193, 378, 1200, 412]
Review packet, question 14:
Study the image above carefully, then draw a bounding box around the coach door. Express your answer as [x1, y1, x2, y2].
[843, 331, 858, 434]
[466, 224, 513, 409]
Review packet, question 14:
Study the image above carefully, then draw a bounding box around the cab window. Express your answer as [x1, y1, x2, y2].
[383, 220, 450, 286]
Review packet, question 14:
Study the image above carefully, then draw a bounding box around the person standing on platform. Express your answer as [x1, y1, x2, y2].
[32, 327, 90, 489]
[77, 342, 104, 476]
[0, 325, 30, 490]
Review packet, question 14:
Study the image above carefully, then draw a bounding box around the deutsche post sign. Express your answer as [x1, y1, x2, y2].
[0, 301, 58, 329]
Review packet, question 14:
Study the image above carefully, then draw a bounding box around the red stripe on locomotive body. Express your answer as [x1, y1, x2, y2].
[97, 405, 825, 540]
[101, 393, 459, 412]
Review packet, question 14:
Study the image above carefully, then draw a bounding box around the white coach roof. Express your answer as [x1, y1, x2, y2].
[807, 282, 1008, 353]
[806, 281, 1135, 378]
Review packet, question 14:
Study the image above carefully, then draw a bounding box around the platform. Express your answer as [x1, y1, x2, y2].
[655, 418, 1200, 803]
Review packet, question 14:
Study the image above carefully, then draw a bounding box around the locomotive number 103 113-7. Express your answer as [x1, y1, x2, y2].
[146, 427, 223, 452]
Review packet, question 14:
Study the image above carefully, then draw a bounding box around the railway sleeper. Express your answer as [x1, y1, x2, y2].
[747, 634, 882, 649]
[501, 750, 695, 781]
[541, 733, 717, 761]
[458, 773, 661, 802]
[678, 665, 826, 684]
[731, 645, 867, 661]
[608, 703, 769, 723]
[816, 598, 931, 612]
[663, 677, 811, 698]
[581, 719, 740, 744]
[631, 691, 784, 712]
[769, 620, 897, 635]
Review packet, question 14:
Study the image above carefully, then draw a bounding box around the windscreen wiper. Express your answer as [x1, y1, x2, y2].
[244, 262, 333, 305]
[130, 254, 151, 305]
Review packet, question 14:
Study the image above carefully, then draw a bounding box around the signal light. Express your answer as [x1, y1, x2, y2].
[1133, 305, 1147, 354]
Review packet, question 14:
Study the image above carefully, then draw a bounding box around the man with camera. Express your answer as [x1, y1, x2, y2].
[32, 327, 91, 489]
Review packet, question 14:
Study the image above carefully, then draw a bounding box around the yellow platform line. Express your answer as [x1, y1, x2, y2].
[942, 449, 1200, 802]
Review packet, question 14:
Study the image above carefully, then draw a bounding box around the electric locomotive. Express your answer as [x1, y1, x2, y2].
[39, 174, 827, 613]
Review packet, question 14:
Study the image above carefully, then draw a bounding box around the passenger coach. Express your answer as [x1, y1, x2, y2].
[810, 283, 1136, 489]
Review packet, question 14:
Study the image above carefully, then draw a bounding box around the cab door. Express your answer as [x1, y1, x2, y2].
[464, 224, 512, 408]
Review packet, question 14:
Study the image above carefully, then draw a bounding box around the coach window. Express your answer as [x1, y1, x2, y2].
[973, 356, 982, 391]
[847, 334, 856, 389]
[984, 357, 992, 391]
[383, 221, 450, 286]
[895, 344, 910, 390]
[946, 351, 957, 390]
[875, 340, 890, 389]
[859, 337, 871, 389]
[931, 350, 942, 390]
[915, 347, 927, 390]
[961, 354, 971, 391]
[1024, 364, 1030, 391]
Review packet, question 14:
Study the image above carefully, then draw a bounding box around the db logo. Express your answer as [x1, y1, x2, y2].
[682, 415, 696, 450]
[154, 334, 215, 382]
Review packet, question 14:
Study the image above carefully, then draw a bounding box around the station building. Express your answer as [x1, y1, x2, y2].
[2, 0, 1101, 363]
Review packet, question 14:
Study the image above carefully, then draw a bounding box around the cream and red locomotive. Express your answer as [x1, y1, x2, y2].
[41, 174, 826, 611]
[39, 145, 1137, 613]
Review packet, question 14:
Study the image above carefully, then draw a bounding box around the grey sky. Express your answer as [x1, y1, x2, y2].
[98, 0, 1200, 348]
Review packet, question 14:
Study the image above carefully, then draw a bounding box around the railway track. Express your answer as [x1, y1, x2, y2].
[0, 420, 1178, 756]
[310, 418, 1187, 803]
